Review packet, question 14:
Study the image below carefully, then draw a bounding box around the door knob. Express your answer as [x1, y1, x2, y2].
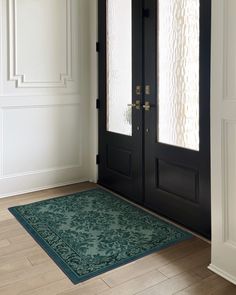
[127, 100, 141, 110]
[143, 101, 151, 111]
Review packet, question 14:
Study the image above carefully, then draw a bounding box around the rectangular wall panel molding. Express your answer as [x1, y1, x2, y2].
[0, 0, 83, 97]
[222, 120, 236, 247]
[8, 0, 72, 88]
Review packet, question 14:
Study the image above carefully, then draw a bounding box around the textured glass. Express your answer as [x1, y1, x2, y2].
[106, 0, 132, 136]
[158, 0, 200, 151]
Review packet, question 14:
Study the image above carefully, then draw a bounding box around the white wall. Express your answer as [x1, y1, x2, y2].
[0, 0, 92, 197]
[209, 0, 236, 285]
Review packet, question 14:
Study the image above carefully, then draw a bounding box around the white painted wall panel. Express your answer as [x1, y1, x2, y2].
[210, 0, 236, 285]
[0, 0, 91, 197]
[2, 105, 81, 176]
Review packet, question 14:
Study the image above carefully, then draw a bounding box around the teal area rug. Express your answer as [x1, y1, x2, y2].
[9, 188, 192, 284]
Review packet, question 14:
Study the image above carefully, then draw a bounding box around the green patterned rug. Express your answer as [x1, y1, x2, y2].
[9, 188, 192, 284]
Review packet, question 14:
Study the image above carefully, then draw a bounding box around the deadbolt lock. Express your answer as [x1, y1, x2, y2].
[136, 85, 142, 96]
[145, 85, 151, 95]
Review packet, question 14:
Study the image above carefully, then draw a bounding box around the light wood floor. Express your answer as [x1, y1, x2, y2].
[0, 182, 235, 295]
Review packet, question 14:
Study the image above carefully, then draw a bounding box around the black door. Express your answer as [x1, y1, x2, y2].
[98, 0, 144, 203]
[144, 0, 211, 239]
[98, 0, 211, 239]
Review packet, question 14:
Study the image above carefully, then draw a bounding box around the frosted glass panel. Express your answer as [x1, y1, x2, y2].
[158, 0, 200, 151]
[106, 0, 132, 136]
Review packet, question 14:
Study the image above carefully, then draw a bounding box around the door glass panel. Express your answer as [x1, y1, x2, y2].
[158, 0, 200, 151]
[106, 0, 132, 136]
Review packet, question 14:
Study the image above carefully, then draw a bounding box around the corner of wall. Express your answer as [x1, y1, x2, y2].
[88, 0, 98, 183]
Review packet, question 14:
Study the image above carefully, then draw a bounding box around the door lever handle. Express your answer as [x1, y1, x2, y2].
[143, 101, 151, 111]
[127, 100, 141, 110]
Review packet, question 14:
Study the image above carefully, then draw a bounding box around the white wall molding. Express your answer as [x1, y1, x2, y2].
[0, 102, 83, 111]
[8, 0, 73, 88]
[222, 119, 229, 243]
[222, 119, 236, 248]
[221, 120, 236, 247]
[210, 0, 236, 285]
[0, 164, 83, 180]
[0, 176, 88, 199]
[0, 94, 82, 109]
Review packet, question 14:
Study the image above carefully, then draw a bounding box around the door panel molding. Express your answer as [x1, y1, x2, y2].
[157, 160, 199, 204]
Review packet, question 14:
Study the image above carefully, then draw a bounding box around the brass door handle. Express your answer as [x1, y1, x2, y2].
[143, 101, 151, 111]
[127, 100, 141, 110]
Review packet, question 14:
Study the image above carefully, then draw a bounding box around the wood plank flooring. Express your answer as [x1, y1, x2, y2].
[0, 182, 235, 295]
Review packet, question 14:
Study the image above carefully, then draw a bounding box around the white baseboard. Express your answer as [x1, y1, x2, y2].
[0, 178, 89, 199]
[208, 264, 236, 285]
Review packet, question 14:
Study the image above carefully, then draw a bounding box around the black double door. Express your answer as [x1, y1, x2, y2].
[98, 0, 211, 239]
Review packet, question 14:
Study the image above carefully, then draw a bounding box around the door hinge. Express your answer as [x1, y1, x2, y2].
[96, 42, 100, 53]
[143, 9, 150, 18]
[96, 154, 100, 165]
[96, 99, 100, 109]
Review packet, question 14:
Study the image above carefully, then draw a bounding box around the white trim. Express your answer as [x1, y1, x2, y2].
[208, 264, 236, 285]
[0, 178, 89, 199]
